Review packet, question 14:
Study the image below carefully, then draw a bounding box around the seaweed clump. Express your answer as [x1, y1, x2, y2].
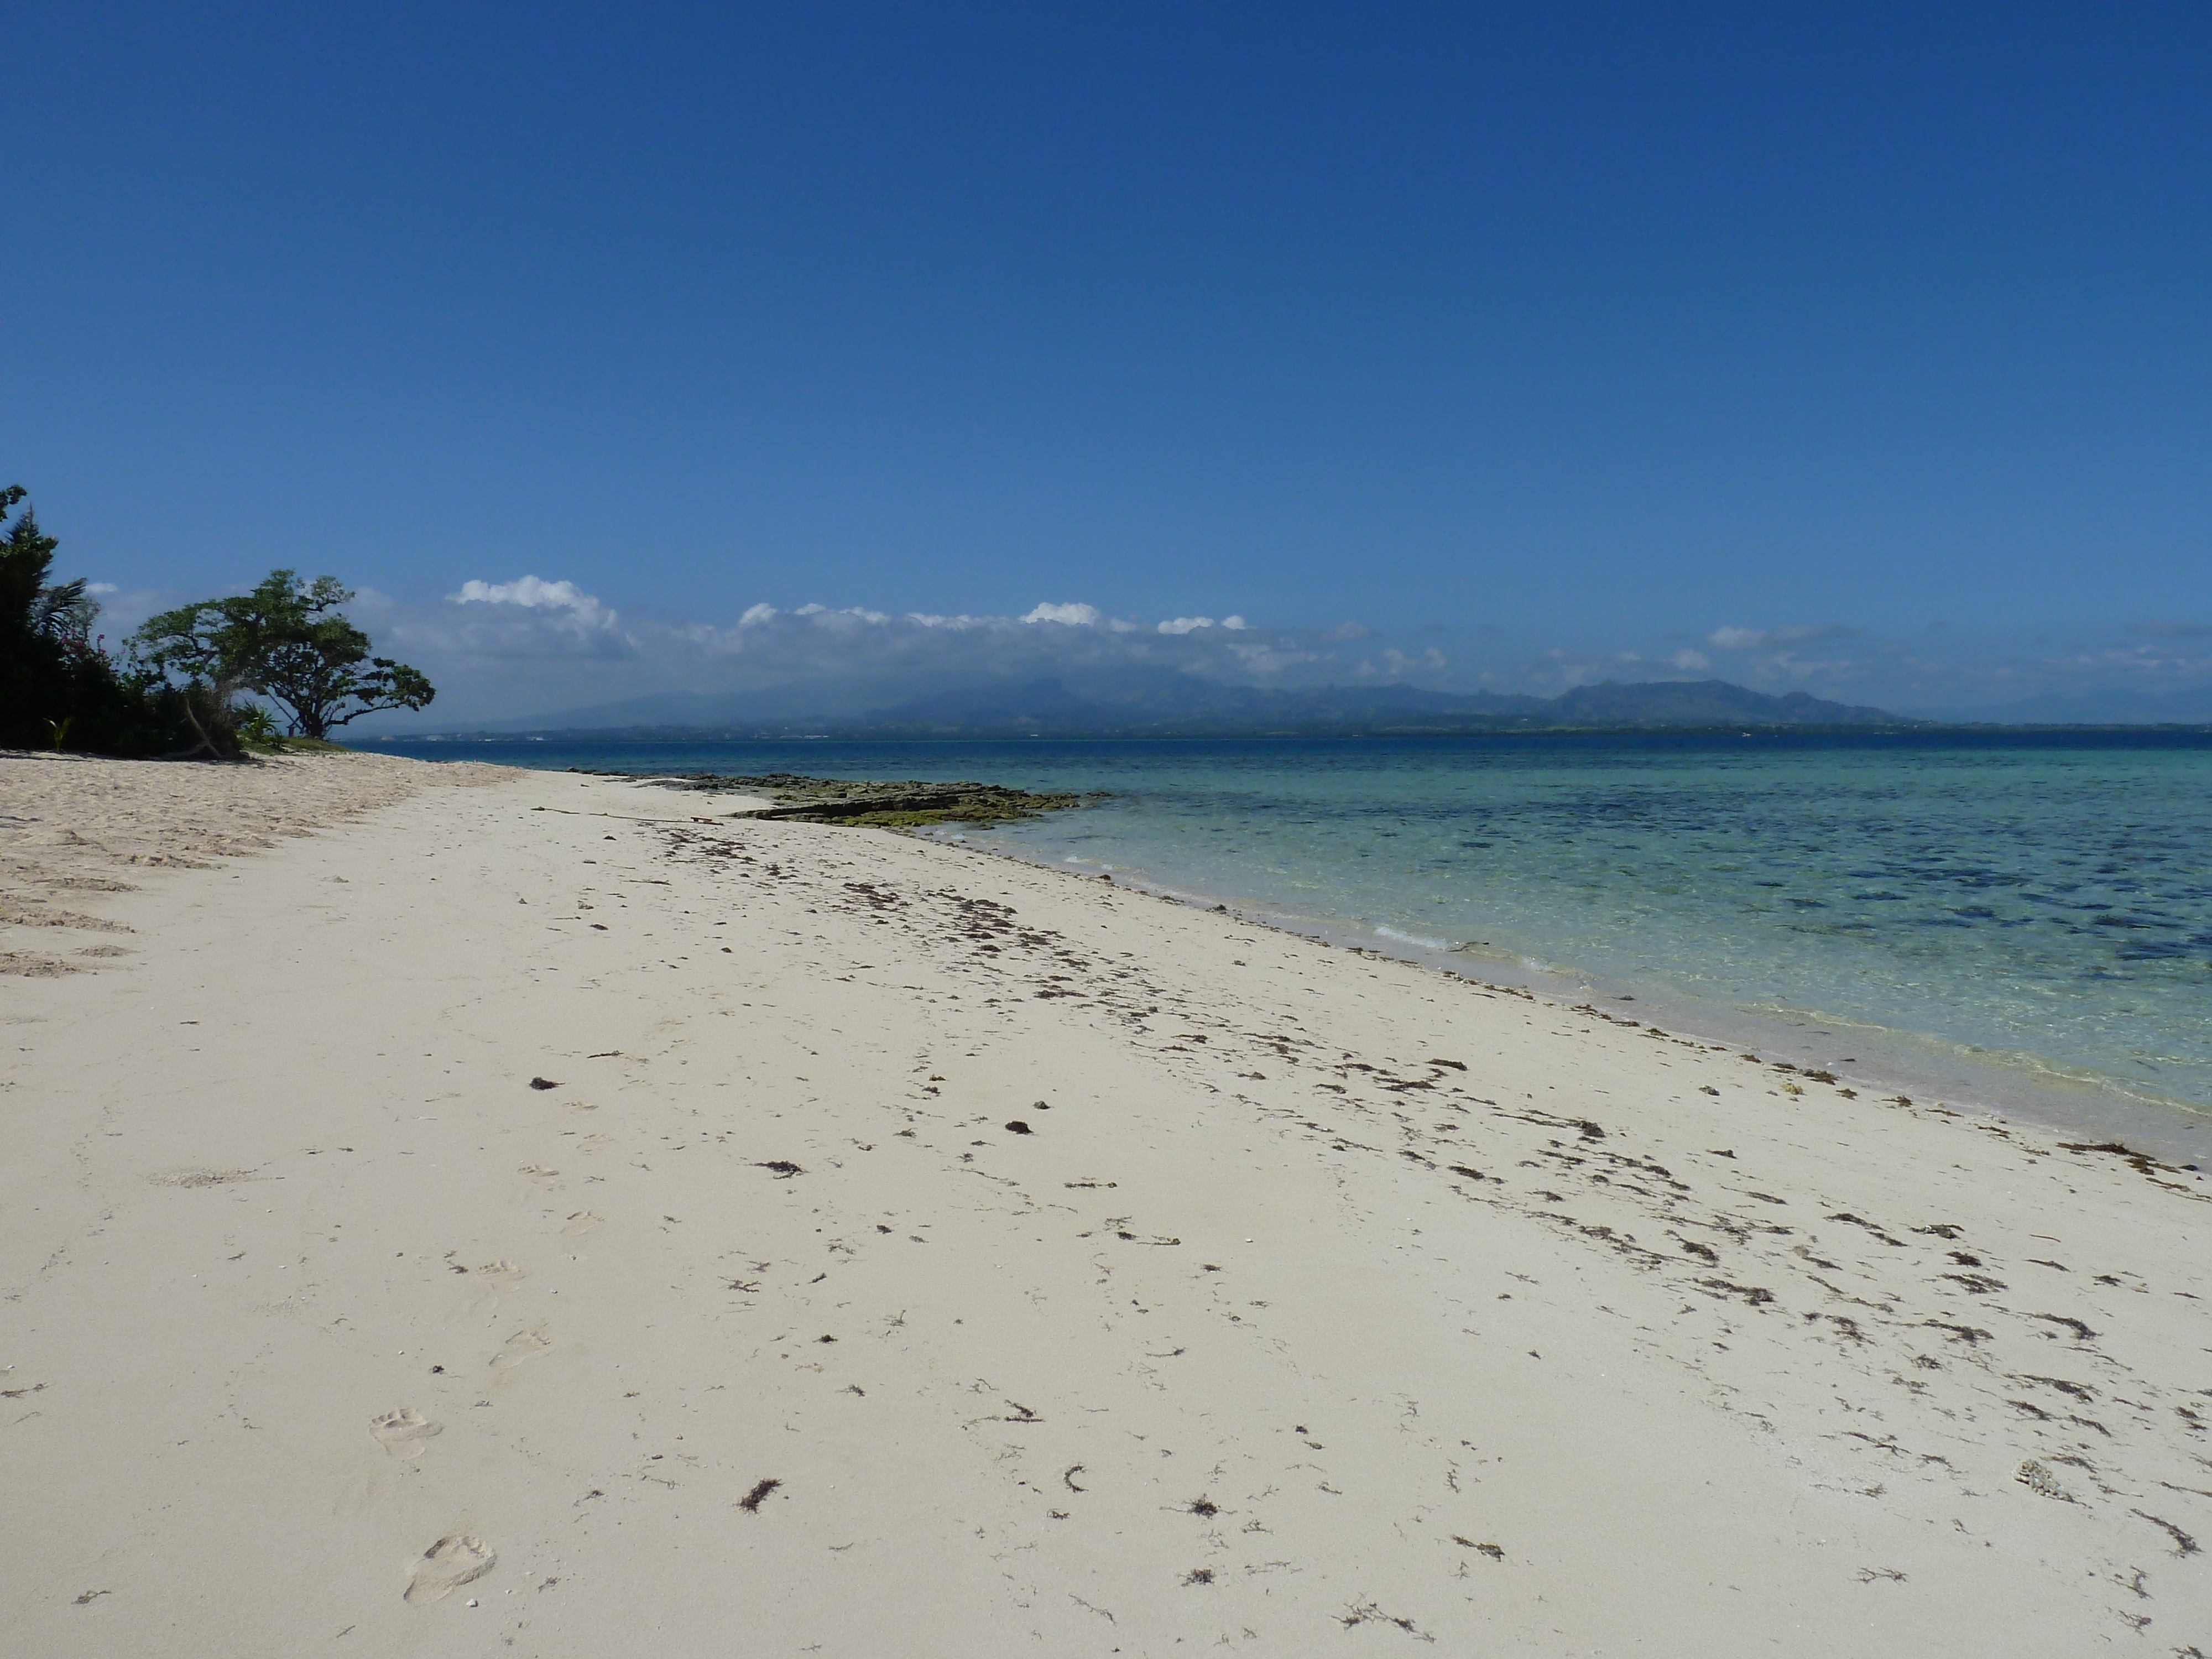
[615, 770, 1099, 829]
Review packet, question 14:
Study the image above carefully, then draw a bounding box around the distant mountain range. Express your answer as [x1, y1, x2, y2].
[456, 677, 1916, 738]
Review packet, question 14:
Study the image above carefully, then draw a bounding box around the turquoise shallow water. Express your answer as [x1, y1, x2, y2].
[373, 731, 2212, 1141]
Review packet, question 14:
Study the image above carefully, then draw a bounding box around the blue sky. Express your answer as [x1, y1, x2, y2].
[7, 2, 2210, 721]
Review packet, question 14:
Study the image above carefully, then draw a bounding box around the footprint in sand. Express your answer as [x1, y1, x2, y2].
[492, 1327, 551, 1369]
[369, 1408, 443, 1459]
[519, 1164, 561, 1183]
[477, 1260, 524, 1284]
[561, 1211, 604, 1238]
[404, 1535, 495, 1604]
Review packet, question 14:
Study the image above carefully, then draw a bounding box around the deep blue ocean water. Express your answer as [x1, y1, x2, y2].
[366, 731, 2212, 1144]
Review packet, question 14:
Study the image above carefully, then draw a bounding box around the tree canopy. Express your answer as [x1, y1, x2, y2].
[132, 569, 435, 739]
[2, 487, 205, 754]
[1, 490, 92, 651]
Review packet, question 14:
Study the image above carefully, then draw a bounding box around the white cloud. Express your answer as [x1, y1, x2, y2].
[738, 603, 778, 626]
[1224, 638, 1323, 675]
[1705, 623, 1837, 651]
[1668, 649, 1712, 671]
[451, 575, 617, 630]
[1021, 602, 1104, 627]
[1157, 616, 1214, 635]
[792, 603, 892, 625]
[1221, 615, 1249, 630]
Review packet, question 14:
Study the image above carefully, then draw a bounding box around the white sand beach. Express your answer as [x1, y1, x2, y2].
[3, 751, 2208, 1655]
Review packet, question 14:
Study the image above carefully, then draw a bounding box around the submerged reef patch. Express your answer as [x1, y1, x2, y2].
[595, 769, 1099, 828]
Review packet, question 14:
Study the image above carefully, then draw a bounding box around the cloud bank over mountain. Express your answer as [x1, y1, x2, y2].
[85, 572, 2206, 729]
[319, 575, 2212, 728]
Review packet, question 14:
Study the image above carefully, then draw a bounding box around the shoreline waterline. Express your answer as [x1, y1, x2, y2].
[364, 730, 2212, 1162]
[926, 826, 2212, 1165]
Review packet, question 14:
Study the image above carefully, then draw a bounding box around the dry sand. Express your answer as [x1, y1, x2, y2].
[3, 750, 2208, 1655]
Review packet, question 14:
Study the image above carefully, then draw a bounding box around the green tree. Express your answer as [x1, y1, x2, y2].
[132, 569, 436, 740]
[1, 486, 203, 754]
[1, 486, 64, 640]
